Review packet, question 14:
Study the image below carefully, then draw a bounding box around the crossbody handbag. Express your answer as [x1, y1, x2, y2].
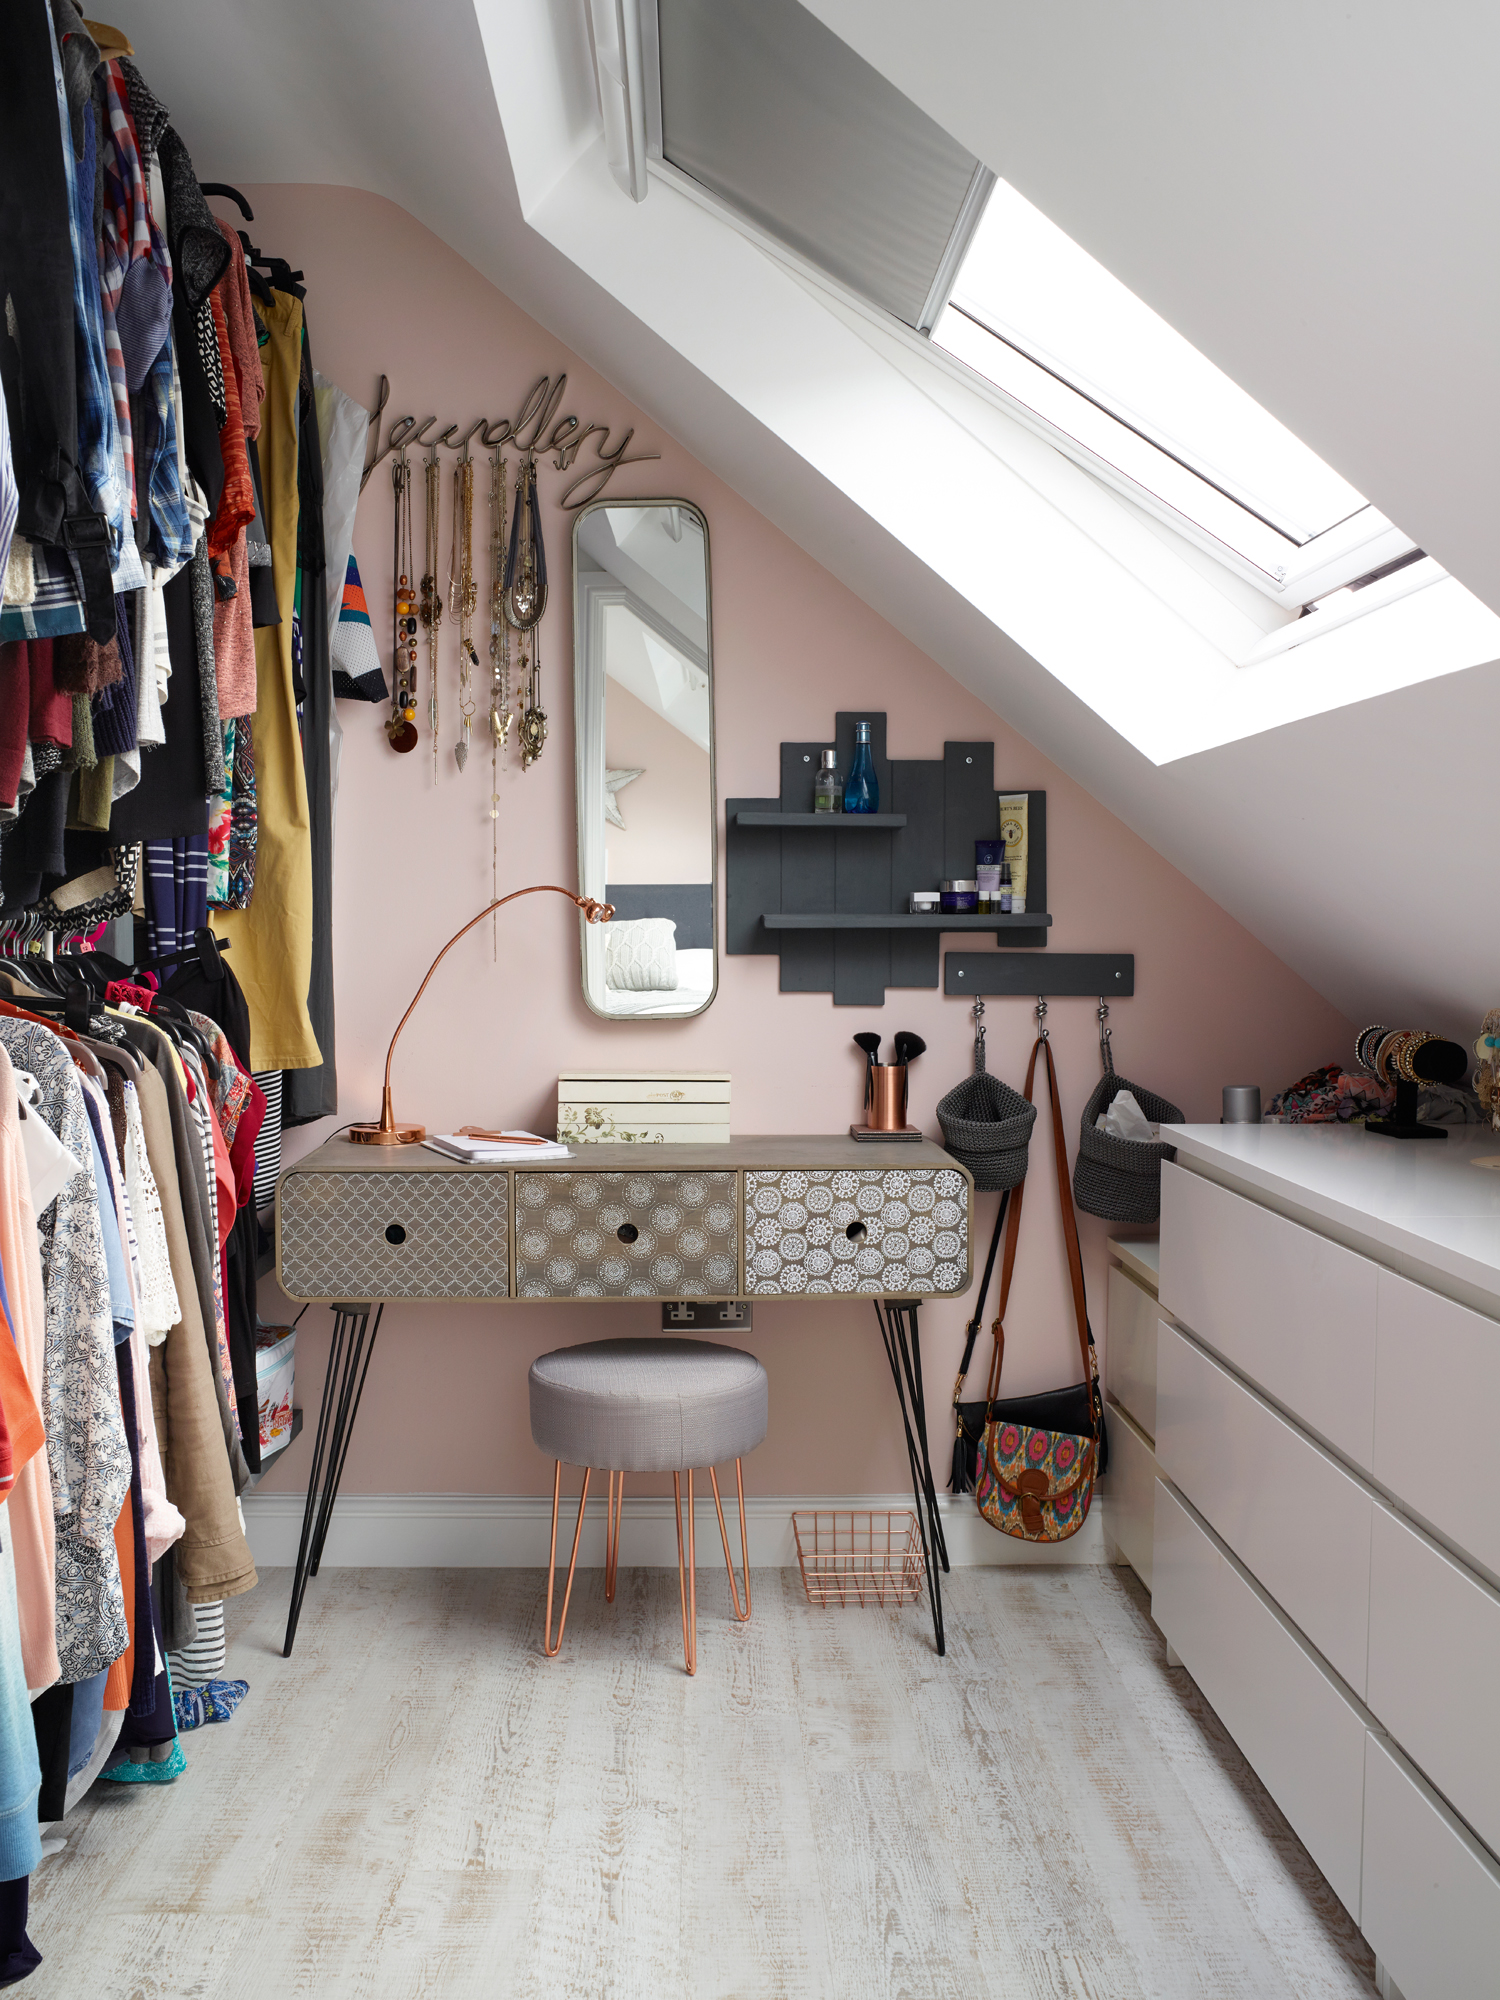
[950, 1066, 1107, 1497]
[963, 1035, 1105, 1541]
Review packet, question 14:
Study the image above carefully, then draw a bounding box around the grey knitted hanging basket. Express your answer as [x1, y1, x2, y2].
[936, 1069, 1037, 1191]
[1073, 1071, 1183, 1225]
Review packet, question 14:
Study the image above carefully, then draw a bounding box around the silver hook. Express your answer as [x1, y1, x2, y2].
[972, 997, 987, 1073]
[1036, 995, 1049, 1041]
[1097, 998, 1114, 1074]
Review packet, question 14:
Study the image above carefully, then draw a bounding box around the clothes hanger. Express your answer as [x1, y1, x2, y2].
[83, 17, 133, 57]
[138, 928, 232, 981]
[200, 184, 254, 220]
[0, 995, 95, 1075]
[149, 994, 218, 1075]
[244, 248, 305, 300]
[200, 189, 279, 301]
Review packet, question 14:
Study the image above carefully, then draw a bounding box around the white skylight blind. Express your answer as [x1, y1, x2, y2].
[654, 0, 988, 328]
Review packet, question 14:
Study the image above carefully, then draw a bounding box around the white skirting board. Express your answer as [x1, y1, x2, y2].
[242, 1490, 1108, 1570]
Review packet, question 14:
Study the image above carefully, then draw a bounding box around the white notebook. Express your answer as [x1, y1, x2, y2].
[424, 1132, 571, 1163]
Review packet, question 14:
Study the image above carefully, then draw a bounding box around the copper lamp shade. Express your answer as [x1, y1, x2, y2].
[346, 885, 614, 1145]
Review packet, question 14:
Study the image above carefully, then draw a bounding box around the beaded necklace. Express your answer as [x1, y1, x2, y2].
[385, 449, 418, 753]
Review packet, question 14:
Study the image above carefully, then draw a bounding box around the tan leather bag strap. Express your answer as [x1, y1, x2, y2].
[984, 1036, 1094, 1428]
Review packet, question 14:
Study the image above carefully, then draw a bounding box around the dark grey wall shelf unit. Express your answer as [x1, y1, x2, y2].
[734, 812, 907, 830]
[945, 952, 1133, 997]
[765, 913, 1054, 931]
[726, 713, 1047, 1006]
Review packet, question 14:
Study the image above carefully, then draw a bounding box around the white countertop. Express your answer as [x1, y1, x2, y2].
[1164, 1122, 1500, 1308]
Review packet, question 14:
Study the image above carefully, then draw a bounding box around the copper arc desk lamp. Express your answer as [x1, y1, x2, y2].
[347, 883, 614, 1145]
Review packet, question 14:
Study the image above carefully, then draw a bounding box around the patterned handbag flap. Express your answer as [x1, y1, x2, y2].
[978, 1419, 1097, 1542]
[984, 1419, 1094, 1502]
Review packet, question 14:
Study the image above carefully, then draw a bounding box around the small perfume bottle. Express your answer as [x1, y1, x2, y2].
[814, 748, 842, 813]
[843, 721, 879, 814]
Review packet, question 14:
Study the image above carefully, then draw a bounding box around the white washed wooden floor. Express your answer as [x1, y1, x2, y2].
[28, 1564, 1375, 2000]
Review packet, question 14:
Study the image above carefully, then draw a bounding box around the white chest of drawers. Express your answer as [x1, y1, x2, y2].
[1102, 1239, 1159, 1589]
[1154, 1127, 1500, 2000]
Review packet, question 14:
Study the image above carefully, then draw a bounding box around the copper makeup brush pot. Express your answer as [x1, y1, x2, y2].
[868, 1064, 908, 1132]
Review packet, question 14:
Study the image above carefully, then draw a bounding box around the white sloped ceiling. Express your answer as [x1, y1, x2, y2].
[120, 0, 1500, 1036]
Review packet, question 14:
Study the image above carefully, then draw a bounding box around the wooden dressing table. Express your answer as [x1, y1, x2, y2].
[275, 1134, 974, 1656]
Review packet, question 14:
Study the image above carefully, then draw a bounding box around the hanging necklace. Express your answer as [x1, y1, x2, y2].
[487, 450, 514, 946]
[488, 448, 514, 764]
[420, 451, 443, 783]
[504, 455, 549, 769]
[385, 450, 418, 752]
[450, 451, 478, 770]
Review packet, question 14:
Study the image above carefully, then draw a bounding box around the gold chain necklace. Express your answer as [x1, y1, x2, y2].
[420, 452, 443, 783]
[450, 453, 478, 770]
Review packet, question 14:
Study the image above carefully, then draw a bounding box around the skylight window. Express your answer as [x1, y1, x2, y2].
[931, 180, 1416, 600]
[624, 0, 1421, 612]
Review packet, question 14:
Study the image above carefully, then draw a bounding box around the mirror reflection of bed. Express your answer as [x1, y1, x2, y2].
[574, 502, 717, 1019]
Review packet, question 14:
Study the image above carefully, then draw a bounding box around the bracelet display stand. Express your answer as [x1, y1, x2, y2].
[1363, 1032, 1468, 1140]
[1367, 1075, 1449, 1140]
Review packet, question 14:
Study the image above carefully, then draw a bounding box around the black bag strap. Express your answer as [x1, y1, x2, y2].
[950, 1186, 1009, 1413]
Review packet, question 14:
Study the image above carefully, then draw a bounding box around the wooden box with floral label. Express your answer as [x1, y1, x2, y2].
[556, 1069, 731, 1145]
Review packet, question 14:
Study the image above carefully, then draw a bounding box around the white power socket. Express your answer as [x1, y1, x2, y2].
[661, 1300, 753, 1330]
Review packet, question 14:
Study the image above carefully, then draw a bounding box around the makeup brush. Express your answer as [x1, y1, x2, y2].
[893, 1031, 926, 1068]
[853, 1032, 881, 1111]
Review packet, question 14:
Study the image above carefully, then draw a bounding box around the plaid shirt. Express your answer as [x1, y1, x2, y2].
[0, 540, 87, 642]
[103, 61, 191, 566]
[50, 4, 125, 554]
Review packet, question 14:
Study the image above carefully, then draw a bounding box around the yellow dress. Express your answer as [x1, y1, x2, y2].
[215, 291, 320, 1071]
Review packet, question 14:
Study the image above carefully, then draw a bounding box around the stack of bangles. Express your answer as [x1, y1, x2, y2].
[1355, 1025, 1441, 1084]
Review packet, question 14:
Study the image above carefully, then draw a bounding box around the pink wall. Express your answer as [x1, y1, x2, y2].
[249, 186, 1352, 1501]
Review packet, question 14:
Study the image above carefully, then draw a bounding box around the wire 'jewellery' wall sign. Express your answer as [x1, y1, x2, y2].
[360, 372, 660, 506]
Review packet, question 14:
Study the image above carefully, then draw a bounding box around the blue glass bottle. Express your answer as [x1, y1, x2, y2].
[843, 721, 879, 814]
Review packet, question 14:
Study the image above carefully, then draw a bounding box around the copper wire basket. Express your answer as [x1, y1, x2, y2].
[792, 1510, 926, 1609]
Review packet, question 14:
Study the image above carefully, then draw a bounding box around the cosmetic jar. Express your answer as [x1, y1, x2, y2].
[909, 891, 940, 915]
[940, 880, 978, 914]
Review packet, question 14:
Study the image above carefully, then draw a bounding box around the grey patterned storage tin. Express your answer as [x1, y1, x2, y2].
[743, 1167, 970, 1297]
[514, 1169, 739, 1299]
[277, 1169, 510, 1301]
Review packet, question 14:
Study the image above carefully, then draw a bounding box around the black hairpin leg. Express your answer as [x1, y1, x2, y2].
[283, 1302, 382, 1657]
[875, 1299, 947, 1656]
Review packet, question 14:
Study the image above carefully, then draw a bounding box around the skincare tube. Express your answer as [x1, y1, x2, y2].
[998, 793, 1029, 907]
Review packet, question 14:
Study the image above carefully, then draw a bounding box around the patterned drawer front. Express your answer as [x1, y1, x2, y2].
[744, 1167, 969, 1296]
[278, 1171, 510, 1300]
[514, 1170, 738, 1299]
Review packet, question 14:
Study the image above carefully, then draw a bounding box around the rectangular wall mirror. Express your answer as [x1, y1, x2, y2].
[574, 500, 717, 1018]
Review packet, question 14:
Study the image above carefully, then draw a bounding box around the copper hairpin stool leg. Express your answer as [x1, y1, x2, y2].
[542, 1462, 591, 1657]
[604, 1470, 623, 1604]
[673, 1470, 698, 1675]
[710, 1461, 752, 1623]
[543, 1460, 752, 1674]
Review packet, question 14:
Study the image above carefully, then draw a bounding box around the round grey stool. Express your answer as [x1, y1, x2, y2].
[528, 1337, 768, 1674]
